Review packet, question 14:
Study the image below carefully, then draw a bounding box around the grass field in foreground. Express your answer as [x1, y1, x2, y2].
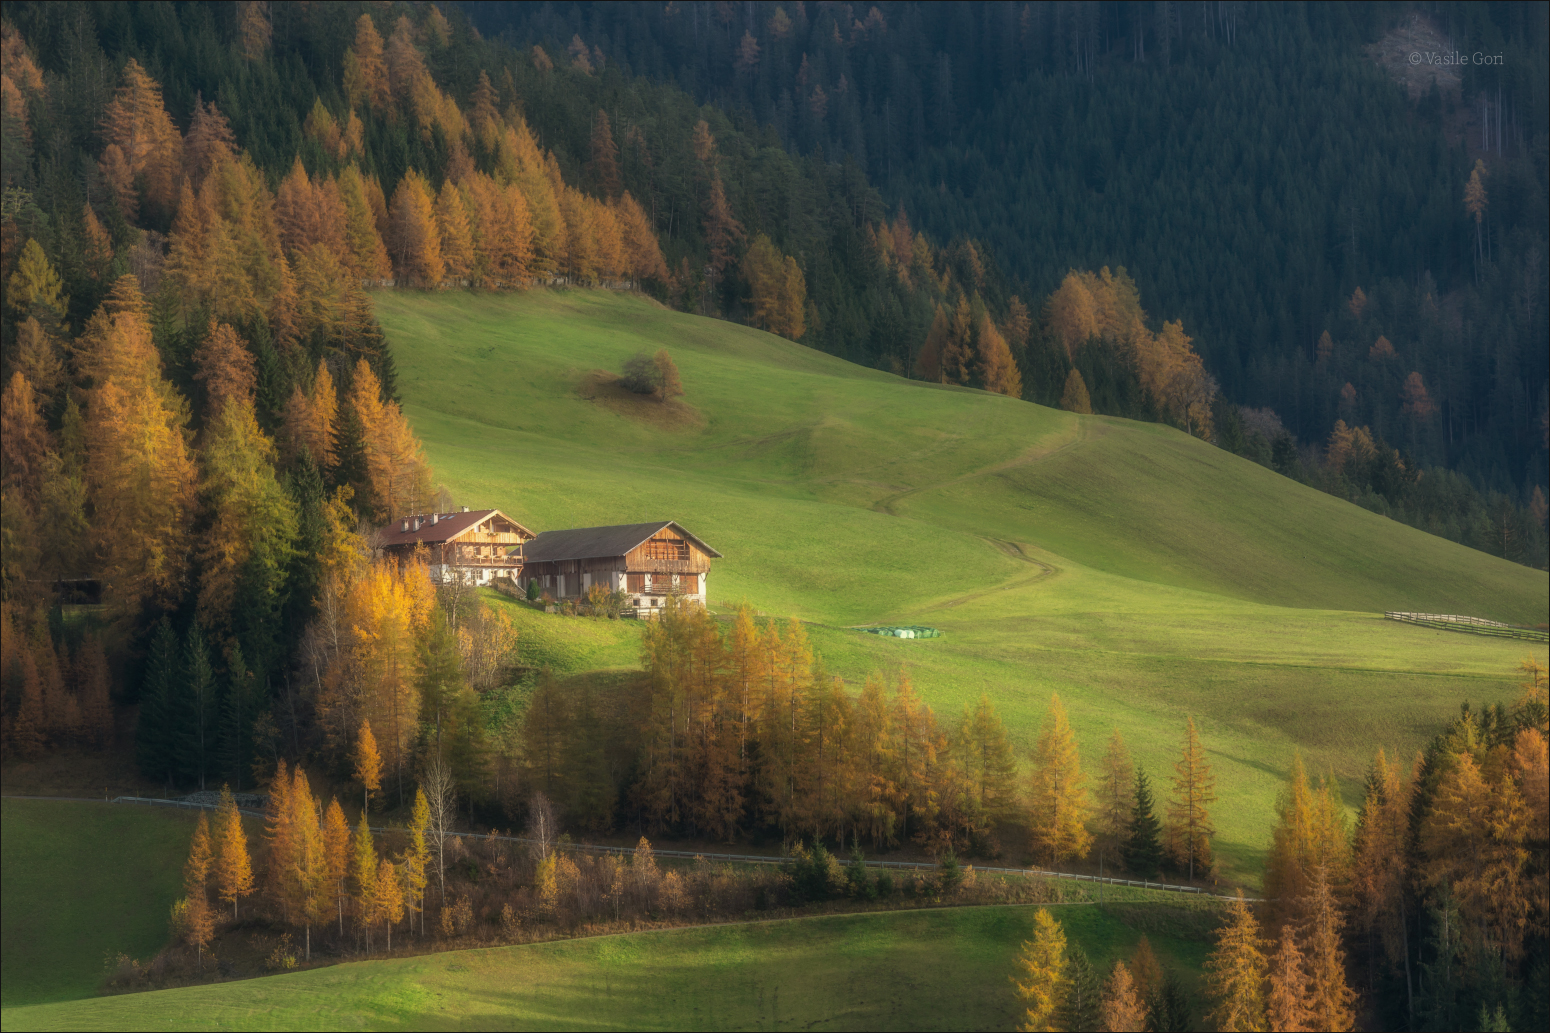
[375, 289, 1545, 886]
[1, 800, 197, 1009]
[2, 900, 1213, 1031]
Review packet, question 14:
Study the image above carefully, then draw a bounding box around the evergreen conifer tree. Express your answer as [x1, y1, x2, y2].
[1122, 767, 1163, 877]
[1056, 946, 1102, 1031]
[136, 617, 182, 784]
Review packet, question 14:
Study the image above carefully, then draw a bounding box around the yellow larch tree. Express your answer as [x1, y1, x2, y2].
[434, 179, 474, 283]
[1012, 907, 1068, 1032]
[184, 811, 214, 899]
[352, 811, 378, 948]
[1098, 961, 1147, 1033]
[214, 787, 254, 920]
[1266, 923, 1311, 1033]
[191, 320, 257, 418]
[405, 787, 430, 935]
[1027, 693, 1091, 865]
[376, 860, 404, 951]
[388, 169, 444, 285]
[322, 798, 351, 934]
[1203, 890, 1267, 1032]
[1096, 726, 1134, 852]
[1059, 368, 1092, 414]
[1167, 716, 1216, 881]
[356, 718, 383, 812]
[976, 317, 1022, 398]
[349, 359, 432, 521]
[1303, 864, 1357, 1030]
[98, 59, 181, 222]
[343, 14, 391, 112]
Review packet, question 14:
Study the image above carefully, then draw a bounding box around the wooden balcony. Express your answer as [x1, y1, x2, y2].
[634, 558, 710, 574]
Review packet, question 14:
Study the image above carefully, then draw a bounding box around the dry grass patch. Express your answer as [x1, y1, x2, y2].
[577, 370, 705, 432]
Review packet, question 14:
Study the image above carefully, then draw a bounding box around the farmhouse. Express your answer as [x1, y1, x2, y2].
[520, 521, 722, 609]
[378, 508, 536, 584]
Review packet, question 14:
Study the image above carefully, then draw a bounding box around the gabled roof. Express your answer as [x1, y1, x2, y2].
[521, 521, 723, 563]
[378, 509, 536, 549]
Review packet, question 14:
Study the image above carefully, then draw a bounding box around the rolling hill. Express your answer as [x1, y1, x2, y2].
[375, 288, 1546, 884]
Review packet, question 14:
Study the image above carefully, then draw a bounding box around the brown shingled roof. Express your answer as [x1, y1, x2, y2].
[378, 509, 536, 548]
[521, 521, 723, 563]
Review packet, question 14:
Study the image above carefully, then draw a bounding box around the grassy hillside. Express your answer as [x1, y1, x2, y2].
[1, 800, 198, 1008]
[376, 289, 1545, 884]
[3, 900, 1211, 1031]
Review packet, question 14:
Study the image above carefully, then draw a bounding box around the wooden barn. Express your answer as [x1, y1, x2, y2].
[520, 521, 722, 610]
[378, 508, 536, 585]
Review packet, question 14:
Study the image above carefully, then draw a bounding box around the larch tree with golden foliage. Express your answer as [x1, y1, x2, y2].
[349, 359, 432, 521]
[98, 59, 181, 222]
[356, 719, 382, 813]
[1167, 716, 1216, 880]
[1099, 961, 1147, 1033]
[1027, 694, 1091, 865]
[1013, 907, 1068, 1033]
[388, 170, 445, 286]
[1266, 923, 1311, 1033]
[1303, 865, 1357, 1032]
[78, 278, 199, 617]
[976, 317, 1022, 398]
[323, 798, 352, 934]
[352, 811, 378, 948]
[343, 14, 391, 113]
[214, 787, 254, 920]
[1203, 891, 1267, 1032]
[1096, 727, 1134, 854]
[1059, 368, 1092, 414]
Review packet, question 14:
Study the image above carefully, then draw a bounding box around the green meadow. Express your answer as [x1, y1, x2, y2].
[3, 899, 1211, 1031]
[1, 800, 199, 1009]
[377, 289, 1545, 886]
[3, 291, 1542, 1029]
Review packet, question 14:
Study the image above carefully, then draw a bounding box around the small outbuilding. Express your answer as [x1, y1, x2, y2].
[520, 521, 722, 610]
[378, 508, 536, 585]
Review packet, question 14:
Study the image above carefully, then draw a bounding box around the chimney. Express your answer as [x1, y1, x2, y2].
[414, 517, 422, 531]
[401, 520, 409, 532]
[461, 506, 469, 513]
[432, 513, 439, 525]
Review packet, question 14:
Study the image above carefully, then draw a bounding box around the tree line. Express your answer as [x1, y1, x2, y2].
[1007, 658, 1548, 1032]
[516, 598, 1222, 880]
[473, 2, 1547, 510]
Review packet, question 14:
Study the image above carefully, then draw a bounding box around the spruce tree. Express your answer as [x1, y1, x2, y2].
[136, 617, 181, 784]
[1122, 767, 1163, 878]
[1055, 946, 1102, 1031]
[183, 623, 217, 790]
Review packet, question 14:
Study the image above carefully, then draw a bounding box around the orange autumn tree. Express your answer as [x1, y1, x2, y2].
[343, 14, 391, 113]
[77, 278, 198, 618]
[192, 320, 257, 418]
[1166, 716, 1216, 880]
[1027, 694, 1090, 865]
[348, 359, 432, 520]
[388, 169, 444, 286]
[356, 719, 382, 812]
[1203, 891, 1267, 1032]
[743, 234, 807, 340]
[213, 787, 254, 920]
[98, 59, 181, 222]
[976, 317, 1022, 398]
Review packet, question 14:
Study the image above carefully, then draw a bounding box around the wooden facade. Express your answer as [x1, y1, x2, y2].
[377, 508, 536, 585]
[520, 521, 721, 611]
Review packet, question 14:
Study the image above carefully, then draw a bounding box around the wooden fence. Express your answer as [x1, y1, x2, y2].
[1384, 612, 1548, 642]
